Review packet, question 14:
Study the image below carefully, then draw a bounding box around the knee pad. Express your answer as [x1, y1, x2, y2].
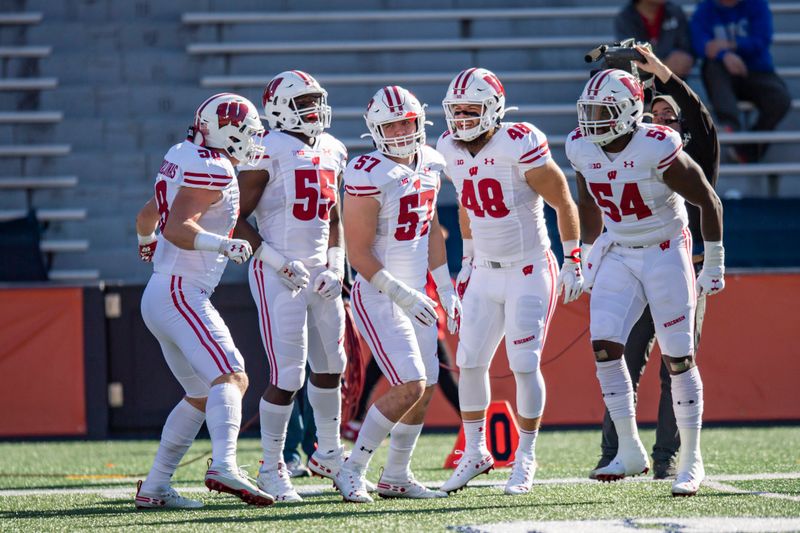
[590, 310, 621, 343]
[458, 365, 490, 412]
[514, 370, 546, 419]
[660, 330, 694, 358]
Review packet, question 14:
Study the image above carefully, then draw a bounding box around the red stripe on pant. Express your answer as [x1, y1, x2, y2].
[542, 250, 559, 343]
[169, 275, 229, 375]
[352, 281, 402, 385]
[253, 260, 278, 386]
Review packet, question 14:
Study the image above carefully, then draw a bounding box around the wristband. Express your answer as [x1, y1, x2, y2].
[193, 231, 225, 252]
[430, 264, 452, 291]
[257, 241, 288, 271]
[462, 238, 474, 258]
[138, 233, 156, 245]
[562, 240, 581, 263]
[327, 246, 346, 278]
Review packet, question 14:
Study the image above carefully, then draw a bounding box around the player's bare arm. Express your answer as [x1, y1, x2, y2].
[576, 172, 604, 245]
[343, 193, 383, 280]
[427, 211, 448, 271]
[162, 187, 223, 250]
[136, 196, 159, 236]
[662, 153, 723, 242]
[457, 202, 473, 240]
[527, 159, 584, 303]
[232, 169, 269, 250]
[525, 159, 580, 243]
[328, 172, 344, 249]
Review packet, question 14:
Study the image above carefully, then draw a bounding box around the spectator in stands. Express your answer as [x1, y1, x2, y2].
[589, 44, 719, 481]
[690, 0, 791, 162]
[615, 0, 694, 79]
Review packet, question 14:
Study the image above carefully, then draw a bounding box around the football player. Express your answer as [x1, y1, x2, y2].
[134, 93, 274, 508]
[232, 71, 348, 502]
[567, 69, 724, 497]
[437, 68, 582, 495]
[337, 86, 460, 503]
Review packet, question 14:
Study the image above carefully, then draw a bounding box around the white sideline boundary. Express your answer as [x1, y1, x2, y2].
[1, 471, 798, 501]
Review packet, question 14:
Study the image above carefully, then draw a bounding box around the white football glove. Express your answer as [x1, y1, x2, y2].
[138, 233, 157, 262]
[313, 269, 342, 300]
[438, 287, 462, 334]
[456, 238, 474, 299]
[219, 238, 253, 265]
[193, 232, 252, 265]
[431, 264, 461, 333]
[254, 242, 310, 291]
[557, 241, 584, 304]
[371, 269, 438, 327]
[696, 241, 725, 296]
[278, 260, 311, 291]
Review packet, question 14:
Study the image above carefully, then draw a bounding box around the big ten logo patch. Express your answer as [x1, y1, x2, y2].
[443, 400, 520, 468]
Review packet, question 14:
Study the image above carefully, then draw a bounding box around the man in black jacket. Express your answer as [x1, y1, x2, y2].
[589, 45, 719, 480]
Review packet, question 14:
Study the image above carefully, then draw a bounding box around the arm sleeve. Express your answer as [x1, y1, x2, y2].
[689, 4, 714, 58]
[735, 0, 772, 58]
[180, 159, 234, 191]
[654, 128, 684, 178]
[343, 162, 385, 205]
[660, 74, 719, 187]
[517, 123, 551, 173]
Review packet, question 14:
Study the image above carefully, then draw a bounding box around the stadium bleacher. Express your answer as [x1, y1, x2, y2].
[3, 0, 799, 282]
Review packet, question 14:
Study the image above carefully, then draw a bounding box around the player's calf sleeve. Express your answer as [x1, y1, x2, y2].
[513, 370, 546, 419]
[595, 359, 636, 422]
[383, 422, 423, 480]
[458, 365, 490, 412]
[206, 382, 242, 470]
[307, 382, 342, 455]
[142, 399, 205, 492]
[259, 398, 293, 466]
[346, 405, 396, 473]
[671, 366, 704, 429]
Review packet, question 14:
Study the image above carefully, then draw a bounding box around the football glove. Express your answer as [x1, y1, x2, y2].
[557, 241, 584, 304]
[138, 233, 157, 262]
[696, 241, 725, 296]
[371, 269, 437, 327]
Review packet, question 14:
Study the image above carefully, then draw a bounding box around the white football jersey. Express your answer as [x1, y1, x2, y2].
[566, 123, 687, 247]
[153, 141, 239, 292]
[244, 131, 347, 268]
[437, 122, 552, 263]
[344, 146, 446, 288]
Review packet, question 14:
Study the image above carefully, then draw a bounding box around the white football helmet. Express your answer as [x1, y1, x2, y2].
[577, 69, 645, 146]
[442, 68, 507, 142]
[262, 70, 331, 137]
[364, 86, 428, 158]
[193, 93, 264, 165]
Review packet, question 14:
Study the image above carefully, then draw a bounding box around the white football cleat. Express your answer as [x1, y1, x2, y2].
[333, 466, 374, 503]
[440, 453, 495, 493]
[205, 464, 275, 506]
[504, 454, 537, 495]
[257, 462, 302, 502]
[672, 454, 705, 497]
[593, 441, 650, 483]
[377, 472, 448, 499]
[308, 448, 376, 492]
[134, 480, 203, 509]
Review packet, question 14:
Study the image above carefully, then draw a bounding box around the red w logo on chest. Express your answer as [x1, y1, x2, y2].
[607, 170, 617, 180]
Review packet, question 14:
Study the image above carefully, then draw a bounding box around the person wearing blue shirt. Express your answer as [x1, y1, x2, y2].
[690, 0, 790, 162]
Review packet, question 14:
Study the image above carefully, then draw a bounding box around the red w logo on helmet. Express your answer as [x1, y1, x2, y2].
[262, 77, 283, 107]
[217, 102, 249, 128]
[483, 74, 505, 96]
[619, 76, 643, 101]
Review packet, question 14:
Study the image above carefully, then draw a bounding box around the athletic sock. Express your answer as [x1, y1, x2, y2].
[141, 399, 205, 493]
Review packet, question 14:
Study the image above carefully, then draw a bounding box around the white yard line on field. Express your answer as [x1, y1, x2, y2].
[1, 471, 798, 499]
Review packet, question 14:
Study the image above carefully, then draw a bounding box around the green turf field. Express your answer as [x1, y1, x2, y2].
[1, 427, 799, 531]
